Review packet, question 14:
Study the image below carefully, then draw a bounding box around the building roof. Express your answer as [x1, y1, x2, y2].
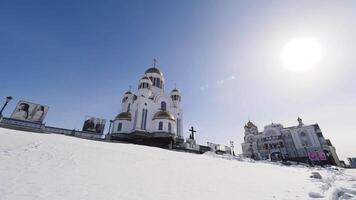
[244, 121, 257, 129]
[153, 111, 175, 121]
[115, 112, 132, 121]
[145, 67, 163, 76]
[171, 88, 180, 93]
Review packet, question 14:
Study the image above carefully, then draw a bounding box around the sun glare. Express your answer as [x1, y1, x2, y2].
[281, 37, 322, 72]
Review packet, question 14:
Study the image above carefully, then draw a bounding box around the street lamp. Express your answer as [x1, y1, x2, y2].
[107, 120, 113, 134]
[105, 120, 114, 141]
[0, 96, 13, 120]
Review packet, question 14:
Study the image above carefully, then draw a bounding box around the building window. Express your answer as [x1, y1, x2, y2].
[117, 123, 122, 132]
[176, 118, 180, 135]
[158, 121, 163, 130]
[122, 96, 128, 103]
[141, 109, 148, 130]
[317, 132, 323, 137]
[161, 101, 166, 111]
[144, 109, 148, 129]
[127, 103, 131, 112]
[168, 123, 172, 133]
[264, 144, 268, 149]
[279, 141, 284, 148]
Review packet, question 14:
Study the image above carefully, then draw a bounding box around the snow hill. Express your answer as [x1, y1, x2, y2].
[0, 128, 356, 200]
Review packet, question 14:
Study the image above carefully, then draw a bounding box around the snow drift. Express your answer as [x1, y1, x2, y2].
[0, 128, 355, 200]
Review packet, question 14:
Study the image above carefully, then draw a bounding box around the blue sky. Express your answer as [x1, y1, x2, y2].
[1, 1, 356, 159]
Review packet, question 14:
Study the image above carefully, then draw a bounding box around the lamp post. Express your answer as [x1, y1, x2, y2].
[0, 96, 13, 120]
[304, 145, 312, 166]
[107, 120, 114, 134]
[230, 141, 235, 156]
[106, 120, 113, 140]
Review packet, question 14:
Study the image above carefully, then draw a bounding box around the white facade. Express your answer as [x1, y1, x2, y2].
[111, 67, 183, 139]
[241, 118, 341, 166]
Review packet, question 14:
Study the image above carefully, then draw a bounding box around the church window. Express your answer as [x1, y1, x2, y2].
[153, 78, 157, 86]
[144, 109, 148, 129]
[158, 121, 163, 130]
[161, 101, 166, 111]
[122, 96, 128, 103]
[141, 109, 148, 130]
[117, 123, 122, 132]
[176, 118, 180, 135]
[168, 122, 172, 133]
[141, 109, 145, 129]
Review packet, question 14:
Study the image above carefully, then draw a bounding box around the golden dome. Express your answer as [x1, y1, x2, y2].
[153, 111, 175, 121]
[115, 112, 132, 121]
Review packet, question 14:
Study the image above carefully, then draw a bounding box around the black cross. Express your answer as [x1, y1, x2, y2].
[189, 126, 196, 140]
[153, 58, 158, 67]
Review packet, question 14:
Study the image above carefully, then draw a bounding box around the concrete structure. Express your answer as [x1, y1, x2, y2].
[241, 118, 341, 166]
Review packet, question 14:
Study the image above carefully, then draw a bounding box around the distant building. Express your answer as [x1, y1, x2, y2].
[347, 158, 356, 168]
[241, 118, 341, 166]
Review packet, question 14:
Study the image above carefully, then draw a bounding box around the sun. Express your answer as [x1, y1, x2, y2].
[281, 37, 322, 72]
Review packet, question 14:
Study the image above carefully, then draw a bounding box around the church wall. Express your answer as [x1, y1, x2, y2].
[112, 67, 183, 140]
[112, 120, 131, 134]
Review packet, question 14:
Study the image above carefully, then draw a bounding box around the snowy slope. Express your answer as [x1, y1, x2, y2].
[0, 128, 355, 200]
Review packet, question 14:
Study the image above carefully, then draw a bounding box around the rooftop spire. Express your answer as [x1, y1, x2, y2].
[153, 58, 158, 68]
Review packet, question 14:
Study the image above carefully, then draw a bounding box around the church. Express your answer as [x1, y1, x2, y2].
[110, 63, 184, 148]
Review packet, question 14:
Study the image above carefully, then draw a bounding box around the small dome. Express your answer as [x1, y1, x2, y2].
[171, 88, 180, 93]
[145, 67, 163, 76]
[153, 111, 175, 121]
[245, 121, 257, 129]
[115, 112, 132, 121]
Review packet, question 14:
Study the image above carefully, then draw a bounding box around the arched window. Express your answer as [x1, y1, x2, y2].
[157, 78, 160, 88]
[158, 121, 163, 130]
[117, 123, 122, 132]
[127, 103, 131, 112]
[153, 78, 157, 86]
[161, 101, 166, 111]
[168, 122, 172, 133]
[140, 109, 148, 130]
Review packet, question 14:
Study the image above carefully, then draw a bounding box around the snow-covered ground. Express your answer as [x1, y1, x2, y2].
[0, 128, 355, 200]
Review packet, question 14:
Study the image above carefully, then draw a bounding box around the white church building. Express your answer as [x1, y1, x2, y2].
[110, 65, 184, 148]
